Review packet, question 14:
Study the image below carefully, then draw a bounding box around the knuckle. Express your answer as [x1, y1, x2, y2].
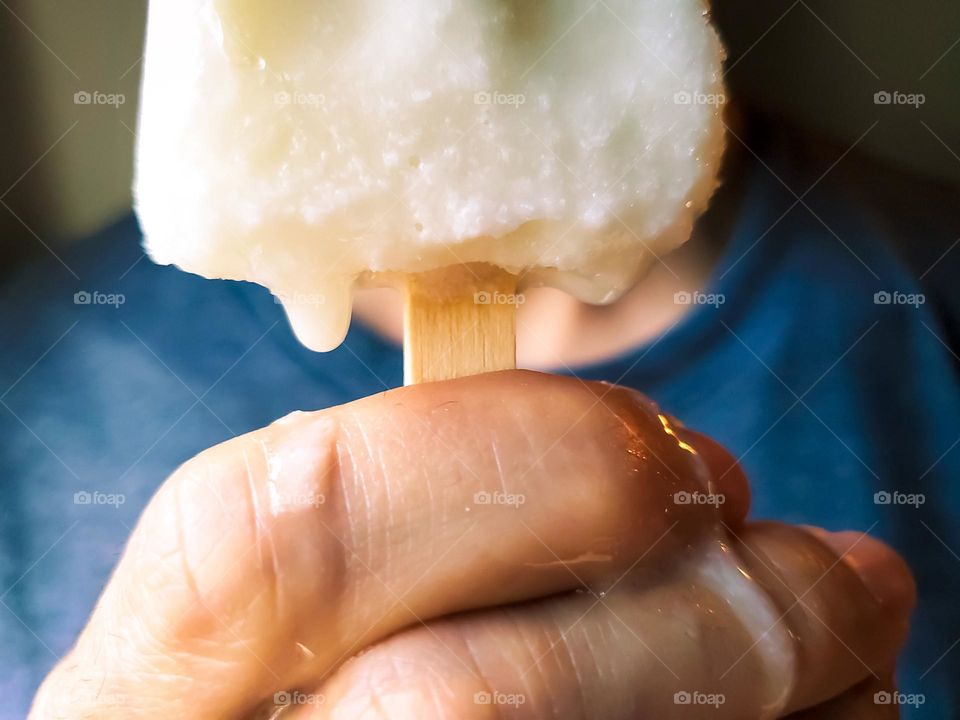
[324, 631, 503, 720]
[548, 384, 719, 560]
[121, 412, 347, 652]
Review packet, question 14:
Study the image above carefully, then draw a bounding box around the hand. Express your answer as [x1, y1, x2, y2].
[31, 372, 914, 719]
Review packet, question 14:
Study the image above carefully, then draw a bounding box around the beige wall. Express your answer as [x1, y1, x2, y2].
[1, 0, 957, 266]
[1, 0, 146, 263]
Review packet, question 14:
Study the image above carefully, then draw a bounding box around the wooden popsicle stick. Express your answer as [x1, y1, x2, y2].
[403, 263, 518, 385]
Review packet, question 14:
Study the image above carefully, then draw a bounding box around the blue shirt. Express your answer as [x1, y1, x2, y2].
[2, 125, 958, 719]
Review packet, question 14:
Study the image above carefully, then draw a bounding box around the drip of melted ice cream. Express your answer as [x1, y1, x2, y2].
[135, 0, 726, 350]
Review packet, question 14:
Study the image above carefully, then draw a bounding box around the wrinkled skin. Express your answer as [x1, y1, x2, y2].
[31, 372, 915, 719]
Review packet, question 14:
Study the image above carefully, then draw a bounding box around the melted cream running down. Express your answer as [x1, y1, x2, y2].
[691, 541, 798, 717]
[135, 0, 726, 351]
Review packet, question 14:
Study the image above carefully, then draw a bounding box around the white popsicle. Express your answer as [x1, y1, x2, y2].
[135, 0, 726, 353]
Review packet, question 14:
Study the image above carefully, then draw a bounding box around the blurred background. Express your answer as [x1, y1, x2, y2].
[0, 0, 958, 275]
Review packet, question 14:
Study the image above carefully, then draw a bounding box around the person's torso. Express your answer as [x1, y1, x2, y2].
[2, 127, 958, 719]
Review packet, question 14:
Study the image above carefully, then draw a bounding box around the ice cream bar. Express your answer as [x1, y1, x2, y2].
[135, 0, 726, 357]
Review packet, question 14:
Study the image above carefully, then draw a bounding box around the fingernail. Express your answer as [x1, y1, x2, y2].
[812, 529, 917, 618]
